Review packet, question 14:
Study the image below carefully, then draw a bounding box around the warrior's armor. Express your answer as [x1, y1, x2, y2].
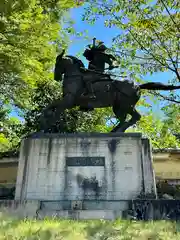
[83, 39, 117, 98]
[83, 40, 116, 73]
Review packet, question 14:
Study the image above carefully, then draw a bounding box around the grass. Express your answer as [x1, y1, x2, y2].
[0, 215, 180, 240]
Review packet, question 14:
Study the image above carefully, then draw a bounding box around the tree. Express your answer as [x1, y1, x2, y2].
[0, 0, 83, 151]
[0, 0, 81, 109]
[134, 113, 180, 148]
[0, 105, 23, 152]
[80, 0, 180, 147]
[162, 103, 180, 140]
[82, 0, 180, 98]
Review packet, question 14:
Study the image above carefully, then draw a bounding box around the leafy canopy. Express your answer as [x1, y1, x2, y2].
[0, 0, 80, 108]
[81, 0, 180, 147]
[0, 0, 83, 152]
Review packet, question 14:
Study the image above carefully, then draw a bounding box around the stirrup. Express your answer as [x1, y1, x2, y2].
[82, 92, 96, 99]
[89, 94, 96, 99]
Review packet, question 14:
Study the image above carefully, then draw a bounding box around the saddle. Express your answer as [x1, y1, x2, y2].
[80, 67, 111, 81]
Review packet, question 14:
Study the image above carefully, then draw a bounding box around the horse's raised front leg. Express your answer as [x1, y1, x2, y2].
[117, 109, 141, 132]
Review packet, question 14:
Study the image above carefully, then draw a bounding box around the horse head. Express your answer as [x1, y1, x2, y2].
[54, 51, 84, 81]
[54, 49, 66, 81]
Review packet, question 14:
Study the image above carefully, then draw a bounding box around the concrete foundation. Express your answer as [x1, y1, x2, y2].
[0, 200, 39, 219]
[15, 132, 157, 219]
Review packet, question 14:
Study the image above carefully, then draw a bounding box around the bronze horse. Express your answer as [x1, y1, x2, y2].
[39, 52, 180, 132]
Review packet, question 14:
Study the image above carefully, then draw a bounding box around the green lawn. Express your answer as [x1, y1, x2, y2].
[0, 215, 180, 239]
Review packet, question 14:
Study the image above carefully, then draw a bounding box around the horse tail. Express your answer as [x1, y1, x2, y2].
[139, 82, 180, 91]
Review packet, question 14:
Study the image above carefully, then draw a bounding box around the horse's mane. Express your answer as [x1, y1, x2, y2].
[65, 55, 85, 69]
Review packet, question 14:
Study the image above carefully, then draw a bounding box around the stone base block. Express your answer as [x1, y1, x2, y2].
[36, 210, 122, 220]
[0, 200, 39, 219]
[15, 133, 157, 201]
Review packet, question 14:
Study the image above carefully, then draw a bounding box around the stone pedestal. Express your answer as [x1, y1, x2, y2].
[15, 132, 157, 219]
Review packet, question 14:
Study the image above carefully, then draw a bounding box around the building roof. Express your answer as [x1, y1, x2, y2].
[153, 148, 180, 154]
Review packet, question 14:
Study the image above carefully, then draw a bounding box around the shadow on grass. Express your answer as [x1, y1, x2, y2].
[83, 220, 180, 240]
[0, 216, 22, 231]
[84, 220, 130, 240]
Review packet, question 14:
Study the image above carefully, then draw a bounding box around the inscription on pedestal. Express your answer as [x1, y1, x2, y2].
[66, 157, 105, 166]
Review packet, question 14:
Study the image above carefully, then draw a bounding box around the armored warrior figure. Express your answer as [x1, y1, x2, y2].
[83, 38, 117, 72]
[82, 38, 117, 98]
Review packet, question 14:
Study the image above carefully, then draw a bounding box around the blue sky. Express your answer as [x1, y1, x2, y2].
[67, 6, 174, 82]
[67, 6, 177, 117]
[10, 6, 177, 120]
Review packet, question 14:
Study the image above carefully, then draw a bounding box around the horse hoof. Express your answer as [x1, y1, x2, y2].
[26, 131, 44, 138]
[111, 128, 125, 133]
[79, 107, 94, 112]
[117, 129, 125, 133]
[111, 129, 116, 132]
[89, 96, 96, 100]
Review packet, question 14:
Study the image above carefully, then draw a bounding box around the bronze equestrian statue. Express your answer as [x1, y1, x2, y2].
[39, 39, 180, 133]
